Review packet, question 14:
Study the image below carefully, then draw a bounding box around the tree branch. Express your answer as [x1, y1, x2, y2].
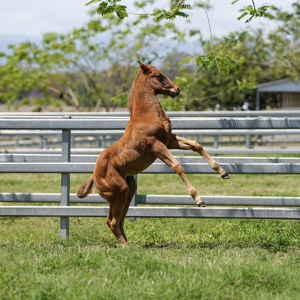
[67, 87, 81, 112]
[251, 0, 257, 12]
[167, 0, 186, 19]
[200, 0, 220, 72]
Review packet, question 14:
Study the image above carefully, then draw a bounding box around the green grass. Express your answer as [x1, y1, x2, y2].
[0, 172, 300, 299]
[137, 174, 300, 197]
[0, 173, 299, 197]
[0, 217, 300, 299]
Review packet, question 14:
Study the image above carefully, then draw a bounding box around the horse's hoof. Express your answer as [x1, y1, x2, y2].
[197, 201, 206, 207]
[222, 173, 230, 179]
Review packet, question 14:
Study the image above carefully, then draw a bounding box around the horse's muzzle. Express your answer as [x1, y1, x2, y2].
[170, 87, 181, 97]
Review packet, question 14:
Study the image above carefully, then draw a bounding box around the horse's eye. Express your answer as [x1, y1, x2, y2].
[155, 74, 164, 80]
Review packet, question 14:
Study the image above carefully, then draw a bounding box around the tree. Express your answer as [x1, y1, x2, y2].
[157, 2, 300, 111]
[87, 0, 274, 72]
[0, 1, 298, 112]
[0, 7, 187, 111]
[0, 15, 137, 111]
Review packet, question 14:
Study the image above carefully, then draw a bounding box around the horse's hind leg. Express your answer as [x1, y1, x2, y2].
[94, 168, 129, 244]
[169, 134, 230, 179]
[106, 186, 129, 244]
[108, 194, 128, 244]
[119, 176, 137, 242]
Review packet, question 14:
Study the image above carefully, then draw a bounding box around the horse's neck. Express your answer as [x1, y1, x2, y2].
[129, 91, 167, 121]
[128, 77, 167, 120]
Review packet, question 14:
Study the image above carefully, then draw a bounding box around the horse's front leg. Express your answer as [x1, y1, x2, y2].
[145, 138, 206, 207]
[168, 134, 230, 179]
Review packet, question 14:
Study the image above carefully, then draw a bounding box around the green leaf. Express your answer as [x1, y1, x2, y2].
[237, 11, 248, 21]
[178, 56, 195, 65]
[86, 0, 101, 6]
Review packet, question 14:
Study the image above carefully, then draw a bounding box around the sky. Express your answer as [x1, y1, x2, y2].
[0, 0, 295, 50]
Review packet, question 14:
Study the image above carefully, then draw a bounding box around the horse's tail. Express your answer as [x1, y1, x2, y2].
[77, 175, 94, 198]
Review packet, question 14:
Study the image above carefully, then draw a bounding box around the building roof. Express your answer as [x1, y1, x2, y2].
[256, 78, 300, 93]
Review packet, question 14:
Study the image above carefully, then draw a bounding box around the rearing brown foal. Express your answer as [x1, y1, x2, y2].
[77, 62, 229, 244]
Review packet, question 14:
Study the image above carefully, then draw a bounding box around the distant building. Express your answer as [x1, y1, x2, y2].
[256, 79, 300, 110]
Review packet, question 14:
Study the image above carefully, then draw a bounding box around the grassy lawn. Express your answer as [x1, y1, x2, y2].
[0, 172, 299, 197]
[0, 172, 300, 299]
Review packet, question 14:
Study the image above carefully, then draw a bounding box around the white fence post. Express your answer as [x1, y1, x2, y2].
[60, 116, 71, 240]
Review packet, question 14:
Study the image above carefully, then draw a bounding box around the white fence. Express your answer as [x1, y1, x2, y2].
[2, 110, 300, 154]
[0, 113, 300, 239]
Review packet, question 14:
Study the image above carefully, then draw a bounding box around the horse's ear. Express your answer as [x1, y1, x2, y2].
[139, 61, 151, 74]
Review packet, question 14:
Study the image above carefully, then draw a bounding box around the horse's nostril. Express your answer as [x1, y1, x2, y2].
[177, 88, 181, 93]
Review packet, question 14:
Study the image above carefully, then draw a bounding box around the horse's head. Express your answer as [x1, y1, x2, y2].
[139, 62, 180, 98]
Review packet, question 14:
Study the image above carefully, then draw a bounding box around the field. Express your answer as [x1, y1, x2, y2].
[0, 172, 300, 299]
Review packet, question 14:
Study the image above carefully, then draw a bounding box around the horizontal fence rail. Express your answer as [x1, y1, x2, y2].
[2, 148, 300, 155]
[1, 117, 300, 130]
[0, 157, 300, 174]
[1, 110, 300, 118]
[1, 155, 299, 163]
[1, 206, 299, 219]
[1, 117, 300, 155]
[0, 115, 300, 239]
[2, 128, 300, 136]
[1, 193, 300, 207]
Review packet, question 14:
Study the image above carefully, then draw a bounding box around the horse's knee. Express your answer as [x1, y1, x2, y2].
[173, 161, 185, 175]
[192, 141, 203, 152]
